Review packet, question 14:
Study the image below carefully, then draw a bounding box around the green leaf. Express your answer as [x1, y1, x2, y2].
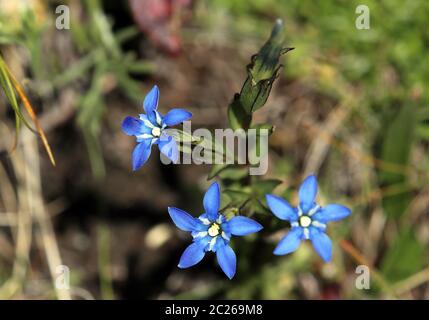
[0, 57, 34, 131]
[244, 198, 271, 216]
[252, 179, 282, 195]
[227, 94, 251, 130]
[218, 166, 248, 181]
[223, 188, 251, 202]
[208, 163, 230, 180]
[416, 124, 429, 140]
[220, 192, 232, 210]
[250, 19, 287, 83]
[379, 104, 416, 219]
[226, 19, 293, 125]
[239, 68, 279, 114]
[381, 229, 425, 281]
[240, 20, 293, 114]
[114, 26, 139, 44]
[125, 60, 154, 74]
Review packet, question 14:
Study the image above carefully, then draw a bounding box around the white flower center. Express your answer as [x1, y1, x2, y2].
[299, 215, 312, 228]
[151, 127, 161, 137]
[208, 223, 220, 237]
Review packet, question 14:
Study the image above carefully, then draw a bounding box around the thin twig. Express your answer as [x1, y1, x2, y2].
[0, 141, 32, 299]
[393, 266, 429, 295]
[22, 130, 71, 300]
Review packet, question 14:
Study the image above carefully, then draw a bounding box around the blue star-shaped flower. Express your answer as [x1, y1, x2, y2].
[168, 182, 263, 279]
[121, 85, 192, 170]
[266, 175, 351, 262]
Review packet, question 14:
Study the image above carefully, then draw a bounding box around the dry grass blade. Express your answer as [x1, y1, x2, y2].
[0, 148, 32, 299]
[2, 61, 56, 166]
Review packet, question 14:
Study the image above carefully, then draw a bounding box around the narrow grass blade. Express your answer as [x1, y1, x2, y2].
[1, 59, 56, 166]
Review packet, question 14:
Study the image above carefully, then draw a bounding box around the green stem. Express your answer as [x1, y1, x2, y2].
[97, 223, 114, 300]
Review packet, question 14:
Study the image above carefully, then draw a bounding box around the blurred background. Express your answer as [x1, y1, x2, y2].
[0, 0, 428, 299]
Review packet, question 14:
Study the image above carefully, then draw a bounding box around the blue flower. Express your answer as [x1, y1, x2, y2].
[266, 175, 351, 262]
[168, 182, 263, 279]
[121, 85, 192, 170]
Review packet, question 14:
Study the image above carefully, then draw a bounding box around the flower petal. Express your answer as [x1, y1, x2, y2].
[163, 108, 192, 126]
[143, 85, 159, 114]
[178, 241, 206, 269]
[139, 114, 155, 129]
[273, 227, 303, 255]
[310, 227, 332, 262]
[122, 117, 144, 136]
[216, 244, 236, 279]
[227, 216, 263, 236]
[312, 204, 351, 223]
[132, 140, 153, 171]
[168, 207, 201, 232]
[158, 134, 179, 163]
[265, 194, 298, 221]
[203, 182, 221, 221]
[298, 175, 318, 212]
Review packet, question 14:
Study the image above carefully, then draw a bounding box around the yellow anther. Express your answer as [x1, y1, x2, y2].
[151, 127, 161, 137]
[299, 215, 312, 228]
[208, 223, 220, 237]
